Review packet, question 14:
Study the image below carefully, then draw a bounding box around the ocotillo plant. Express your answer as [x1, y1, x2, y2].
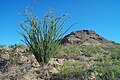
[19, 6, 77, 65]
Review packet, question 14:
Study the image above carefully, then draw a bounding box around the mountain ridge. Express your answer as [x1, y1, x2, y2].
[61, 30, 120, 47]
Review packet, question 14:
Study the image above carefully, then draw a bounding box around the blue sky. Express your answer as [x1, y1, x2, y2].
[0, 0, 120, 46]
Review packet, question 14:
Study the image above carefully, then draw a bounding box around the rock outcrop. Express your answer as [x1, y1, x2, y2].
[61, 30, 120, 47]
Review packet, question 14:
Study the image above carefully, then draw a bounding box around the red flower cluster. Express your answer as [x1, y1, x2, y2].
[76, 22, 78, 24]
[26, 24, 28, 27]
[50, 6, 52, 9]
[50, 6, 54, 13]
[67, 38, 73, 43]
[64, 19, 67, 21]
[24, 10, 27, 12]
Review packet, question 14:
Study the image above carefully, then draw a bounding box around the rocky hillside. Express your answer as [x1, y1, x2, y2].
[61, 30, 120, 47]
[0, 30, 120, 80]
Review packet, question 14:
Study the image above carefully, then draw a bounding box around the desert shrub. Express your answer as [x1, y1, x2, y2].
[93, 57, 120, 80]
[64, 45, 80, 54]
[110, 48, 120, 60]
[63, 45, 80, 58]
[80, 45, 103, 57]
[19, 6, 77, 65]
[55, 44, 81, 59]
[0, 47, 5, 54]
[0, 45, 6, 48]
[9, 44, 26, 49]
[0, 45, 6, 54]
[58, 59, 90, 79]
[111, 53, 120, 60]
[9, 45, 20, 64]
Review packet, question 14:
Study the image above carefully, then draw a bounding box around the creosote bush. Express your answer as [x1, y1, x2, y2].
[93, 57, 120, 80]
[57, 60, 90, 79]
[80, 45, 103, 57]
[56, 44, 81, 59]
[19, 6, 77, 65]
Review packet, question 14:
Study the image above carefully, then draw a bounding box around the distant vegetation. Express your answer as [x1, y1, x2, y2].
[54, 44, 120, 79]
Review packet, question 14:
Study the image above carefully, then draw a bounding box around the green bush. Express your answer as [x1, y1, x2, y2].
[19, 6, 77, 65]
[64, 45, 80, 54]
[110, 48, 120, 60]
[63, 45, 80, 58]
[80, 45, 103, 57]
[93, 57, 120, 80]
[55, 45, 81, 60]
[58, 60, 89, 79]
[9, 47, 19, 64]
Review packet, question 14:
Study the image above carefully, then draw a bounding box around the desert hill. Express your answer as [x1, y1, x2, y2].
[0, 30, 120, 80]
[61, 30, 120, 47]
